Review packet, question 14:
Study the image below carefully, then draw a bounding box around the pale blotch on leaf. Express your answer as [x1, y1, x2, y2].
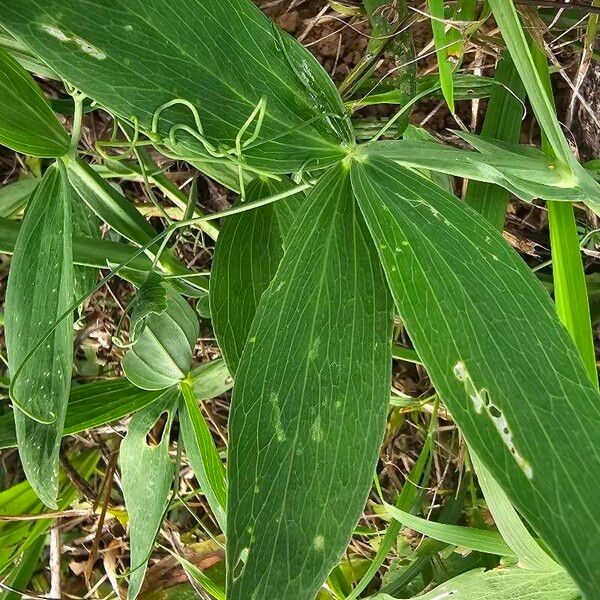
[268, 392, 286, 442]
[453, 361, 533, 479]
[40, 25, 106, 59]
[313, 535, 325, 550]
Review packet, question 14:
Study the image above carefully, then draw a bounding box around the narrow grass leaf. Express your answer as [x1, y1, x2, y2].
[5, 164, 74, 508]
[120, 389, 179, 600]
[227, 166, 393, 600]
[0, 0, 352, 174]
[0, 46, 68, 156]
[123, 291, 199, 391]
[383, 503, 514, 556]
[351, 156, 600, 596]
[210, 177, 302, 375]
[463, 51, 525, 229]
[427, 0, 455, 111]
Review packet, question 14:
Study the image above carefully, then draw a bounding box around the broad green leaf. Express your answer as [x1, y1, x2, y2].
[350, 156, 600, 596]
[123, 291, 199, 390]
[189, 359, 232, 402]
[5, 164, 74, 508]
[363, 137, 585, 203]
[0, 177, 38, 218]
[227, 166, 393, 600]
[210, 177, 302, 375]
[383, 503, 515, 557]
[374, 567, 579, 600]
[120, 389, 179, 600]
[180, 380, 227, 531]
[0, 46, 68, 156]
[0, 0, 352, 175]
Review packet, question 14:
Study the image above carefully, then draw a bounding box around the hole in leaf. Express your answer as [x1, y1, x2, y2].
[146, 412, 169, 446]
[233, 547, 249, 581]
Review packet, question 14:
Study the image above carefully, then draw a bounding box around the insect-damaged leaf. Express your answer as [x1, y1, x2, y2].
[123, 291, 199, 391]
[227, 166, 393, 600]
[5, 164, 74, 508]
[120, 388, 179, 600]
[0, 46, 69, 157]
[0, 0, 352, 175]
[210, 176, 303, 375]
[350, 156, 600, 597]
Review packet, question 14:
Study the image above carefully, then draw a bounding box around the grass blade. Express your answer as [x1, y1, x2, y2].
[471, 452, 560, 572]
[383, 503, 515, 556]
[463, 51, 525, 229]
[427, 0, 455, 112]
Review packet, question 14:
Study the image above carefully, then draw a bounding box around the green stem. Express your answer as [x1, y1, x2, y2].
[530, 42, 598, 388]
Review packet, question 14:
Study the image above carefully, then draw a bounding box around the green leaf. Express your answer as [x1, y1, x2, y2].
[120, 389, 179, 600]
[5, 164, 74, 508]
[179, 379, 227, 531]
[0, 0, 352, 174]
[383, 503, 515, 557]
[0, 177, 38, 218]
[463, 52, 526, 229]
[350, 156, 600, 597]
[0, 46, 68, 156]
[471, 452, 560, 573]
[123, 291, 199, 390]
[0, 360, 231, 450]
[210, 177, 302, 375]
[189, 359, 232, 402]
[362, 137, 585, 203]
[66, 157, 208, 297]
[375, 567, 579, 600]
[128, 272, 169, 345]
[0, 215, 159, 273]
[71, 195, 100, 306]
[227, 166, 393, 600]
[427, 0, 454, 112]
[0, 379, 163, 450]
